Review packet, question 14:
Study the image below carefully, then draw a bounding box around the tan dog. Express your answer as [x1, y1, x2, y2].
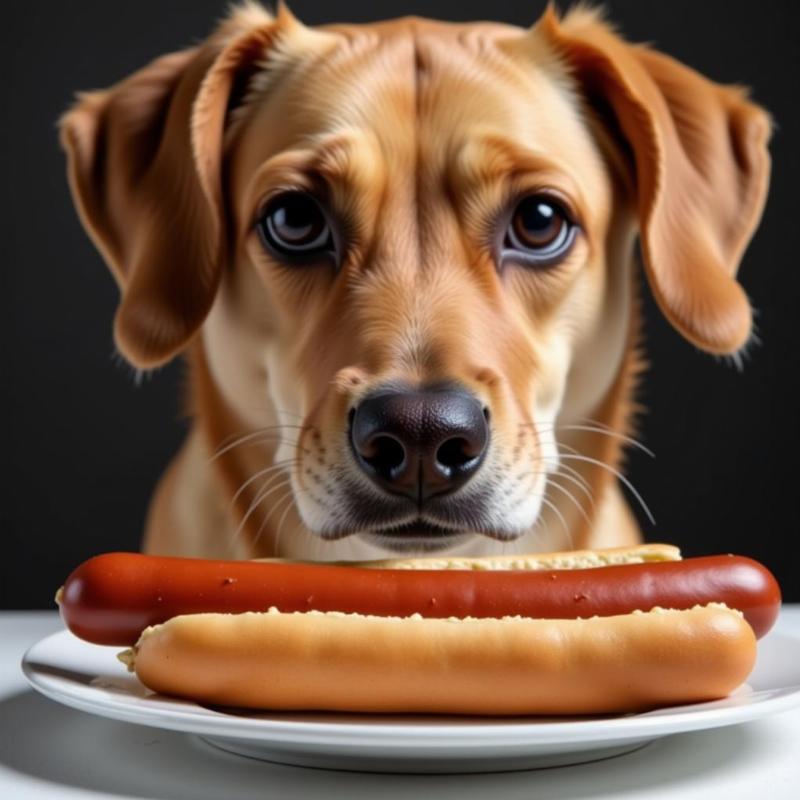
[60, 2, 770, 561]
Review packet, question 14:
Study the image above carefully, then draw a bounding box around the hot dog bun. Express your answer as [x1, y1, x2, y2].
[121, 603, 756, 715]
[257, 542, 683, 571]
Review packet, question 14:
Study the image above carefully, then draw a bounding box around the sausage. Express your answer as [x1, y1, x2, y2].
[58, 550, 781, 645]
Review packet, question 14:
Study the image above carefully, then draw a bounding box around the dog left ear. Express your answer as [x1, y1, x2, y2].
[59, 7, 283, 368]
[536, 7, 771, 355]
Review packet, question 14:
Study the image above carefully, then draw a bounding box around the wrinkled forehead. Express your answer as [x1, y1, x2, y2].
[228, 17, 608, 219]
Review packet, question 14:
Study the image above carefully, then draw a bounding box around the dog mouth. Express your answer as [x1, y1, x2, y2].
[359, 519, 473, 552]
[319, 480, 523, 551]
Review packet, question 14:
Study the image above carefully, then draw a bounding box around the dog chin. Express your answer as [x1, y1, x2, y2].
[359, 531, 472, 554]
[358, 519, 524, 554]
[318, 518, 524, 553]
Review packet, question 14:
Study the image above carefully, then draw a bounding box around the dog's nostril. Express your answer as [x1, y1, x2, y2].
[436, 437, 476, 469]
[362, 435, 406, 476]
[350, 385, 490, 500]
[483, 407, 490, 422]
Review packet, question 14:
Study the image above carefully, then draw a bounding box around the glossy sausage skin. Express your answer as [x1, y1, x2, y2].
[58, 553, 781, 645]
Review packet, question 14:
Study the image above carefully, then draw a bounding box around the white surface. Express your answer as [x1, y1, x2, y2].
[21, 626, 800, 773]
[0, 609, 797, 797]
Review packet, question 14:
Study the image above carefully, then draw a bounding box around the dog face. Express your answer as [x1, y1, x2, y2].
[61, 4, 770, 554]
[216, 13, 631, 551]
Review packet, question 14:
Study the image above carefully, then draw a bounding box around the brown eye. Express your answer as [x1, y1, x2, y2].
[504, 195, 575, 264]
[257, 192, 332, 259]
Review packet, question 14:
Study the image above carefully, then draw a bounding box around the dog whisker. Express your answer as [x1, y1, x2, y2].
[546, 475, 592, 527]
[549, 461, 593, 494]
[551, 469, 595, 507]
[210, 425, 311, 462]
[253, 489, 292, 552]
[562, 416, 653, 458]
[556, 425, 654, 458]
[530, 505, 551, 550]
[545, 451, 655, 525]
[514, 465, 596, 516]
[275, 485, 307, 552]
[214, 424, 308, 449]
[230, 459, 299, 510]
[522, 426, 595, 494]
[260, 486, 307, 554]
[230, 475, 295, 555]
[523, 421, 655, 458]
[241, 470, 294, 520]
[538, 494, 573, 550]
[574, 415, 644, 437]
[250, 482, 298, 552]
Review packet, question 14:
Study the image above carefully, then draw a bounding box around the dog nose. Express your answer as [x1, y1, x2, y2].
[349, 384, 489, 501]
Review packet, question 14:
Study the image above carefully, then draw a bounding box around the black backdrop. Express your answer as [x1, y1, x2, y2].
[3, 0, 798, 608]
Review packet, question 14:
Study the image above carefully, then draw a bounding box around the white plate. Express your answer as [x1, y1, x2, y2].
[22, 629, 800, 774]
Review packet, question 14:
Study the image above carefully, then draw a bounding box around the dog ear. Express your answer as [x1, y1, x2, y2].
[59, 6, 281, 368]
[536, 6, 771, 355]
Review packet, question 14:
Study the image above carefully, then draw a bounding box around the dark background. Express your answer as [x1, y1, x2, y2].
[3, 0, 798, 608]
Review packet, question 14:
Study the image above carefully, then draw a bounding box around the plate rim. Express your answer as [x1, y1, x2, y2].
[21, 629, 800, 749]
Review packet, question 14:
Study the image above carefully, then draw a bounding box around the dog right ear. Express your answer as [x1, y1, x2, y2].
[59, 5, 283, 368]
[533, 5, 771, 356]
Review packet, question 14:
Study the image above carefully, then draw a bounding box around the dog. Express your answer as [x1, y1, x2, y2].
[60, 2, 770, 561]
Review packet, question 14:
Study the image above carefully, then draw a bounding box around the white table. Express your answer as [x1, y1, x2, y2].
[2, 608, 799, 800]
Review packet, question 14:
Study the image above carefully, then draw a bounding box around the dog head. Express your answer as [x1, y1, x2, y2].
[61, 3, 770, 554]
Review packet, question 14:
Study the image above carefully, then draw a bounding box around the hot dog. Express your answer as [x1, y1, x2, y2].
[57, 545, 780, 645]
[55, 545, 780, 715]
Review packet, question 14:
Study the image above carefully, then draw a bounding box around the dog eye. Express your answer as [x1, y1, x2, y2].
[504, 196, 576, 264]
[257, 192, 333, 260]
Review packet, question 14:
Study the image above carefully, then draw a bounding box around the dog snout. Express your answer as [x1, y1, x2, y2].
[349, 384, 489, 502]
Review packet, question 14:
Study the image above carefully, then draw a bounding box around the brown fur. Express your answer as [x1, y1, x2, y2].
[60, 3, 771, 560]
